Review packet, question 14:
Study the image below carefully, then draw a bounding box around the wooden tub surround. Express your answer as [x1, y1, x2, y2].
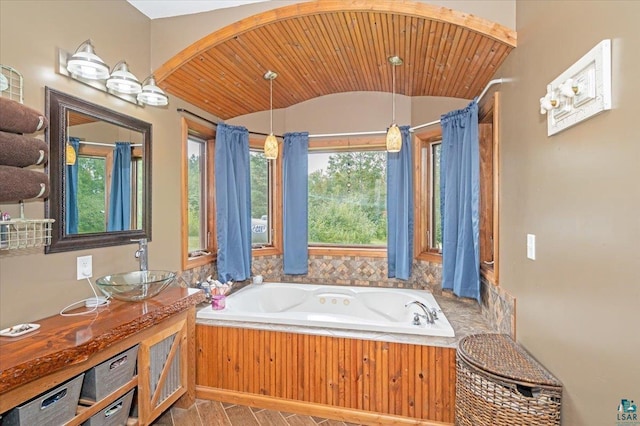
[196, 294, 493, 425]
[0, 287, 205, 426]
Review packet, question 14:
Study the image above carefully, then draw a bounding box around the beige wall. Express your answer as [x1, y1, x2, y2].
[497, 1, 640, 425]
[0, 0, 218, 328]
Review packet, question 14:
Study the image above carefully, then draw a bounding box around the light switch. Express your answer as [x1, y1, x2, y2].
[527, 234, 536, 260]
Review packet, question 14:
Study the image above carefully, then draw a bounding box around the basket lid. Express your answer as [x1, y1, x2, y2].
[458, 333, 562, 388]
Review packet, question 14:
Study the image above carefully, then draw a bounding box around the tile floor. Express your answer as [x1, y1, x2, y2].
[151, 399, 362, 426]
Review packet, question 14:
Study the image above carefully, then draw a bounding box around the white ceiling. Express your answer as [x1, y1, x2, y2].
[127, 0, 273, 19]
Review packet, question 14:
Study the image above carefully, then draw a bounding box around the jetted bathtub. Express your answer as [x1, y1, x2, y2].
[197, 282, 455, 337]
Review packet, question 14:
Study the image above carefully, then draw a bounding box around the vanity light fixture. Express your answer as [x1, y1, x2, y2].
[59, 40, 168, 107]
[66, 39, 110, 80]
[263, 70, 278, 160]
[106, 61, 142, 95]
[136, 76, 168, 106]
[386, 56, 403, 153]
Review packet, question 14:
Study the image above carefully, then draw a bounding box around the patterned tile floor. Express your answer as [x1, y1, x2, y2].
[151, 399, 362, 426]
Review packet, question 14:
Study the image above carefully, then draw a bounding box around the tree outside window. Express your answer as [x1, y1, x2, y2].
[308, 151, 386, 246]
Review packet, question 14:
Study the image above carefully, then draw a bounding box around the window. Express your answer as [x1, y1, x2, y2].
[415, 131, 443, 260]
[76, 154, 107, 233]
[181, 118, 215, 269]
[414, 94, 501, 282]
[187, 136, 209, 252]
[250, 149, 272, 247]
[248, 139, 281, 256]
[429, 141, 442, 251]
[75, 144, 143, 233]
[308, 149, 387, 247]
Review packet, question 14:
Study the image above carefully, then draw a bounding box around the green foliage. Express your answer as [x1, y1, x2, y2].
[250, 151, 268, 219]
[187, 152, 203, 250]
[308, 151, 386, 245]
[77, 157, 106, 233]
[309, 199, 376, 244]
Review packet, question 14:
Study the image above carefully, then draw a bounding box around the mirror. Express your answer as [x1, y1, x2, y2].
[45, 87, 152, 253]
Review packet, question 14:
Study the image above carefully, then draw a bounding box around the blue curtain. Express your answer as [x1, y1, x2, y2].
[283, 132, 309, 274]
[215, 123, 252, 282]
[387, 125, 413, 280]
[107, 142, 132, 231]
[440, 99, 480, 301]
[65, 137, 80, 234]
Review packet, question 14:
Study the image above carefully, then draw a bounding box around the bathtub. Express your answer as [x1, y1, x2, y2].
[197, 282, 455, 337]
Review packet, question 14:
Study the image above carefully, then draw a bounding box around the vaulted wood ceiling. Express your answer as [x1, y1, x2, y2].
[155, 1, 516, 120]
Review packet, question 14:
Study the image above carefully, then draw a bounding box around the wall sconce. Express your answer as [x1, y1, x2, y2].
[58, 39, 168, 107]
[539, 39, 611, 135]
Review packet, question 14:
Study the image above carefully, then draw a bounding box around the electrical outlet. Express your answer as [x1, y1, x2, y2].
[527, 234, 536, 260]
[77, 255, 93, 280]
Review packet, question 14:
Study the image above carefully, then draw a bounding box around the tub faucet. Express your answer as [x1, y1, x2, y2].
[405, 300, 436, 325]
[131, 238, 148, 271]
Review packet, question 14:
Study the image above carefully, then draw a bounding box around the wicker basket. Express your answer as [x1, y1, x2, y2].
[456, 334, 562, 426]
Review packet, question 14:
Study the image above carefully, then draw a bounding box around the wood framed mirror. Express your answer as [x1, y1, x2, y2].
[45, 87, 152, 253]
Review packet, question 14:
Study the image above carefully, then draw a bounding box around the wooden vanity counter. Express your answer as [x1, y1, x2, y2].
[0, 286, 204, 417]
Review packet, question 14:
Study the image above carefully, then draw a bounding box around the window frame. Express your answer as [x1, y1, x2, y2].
[307, 136, 387, 258]
[479, 92, 500, 285]
[181, 117, 216, 270]
[414, 93, 501, 283]
[414, 129, 443, 263]
[248, 137, 282, 257]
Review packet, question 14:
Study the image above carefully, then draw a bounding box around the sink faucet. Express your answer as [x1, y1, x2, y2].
[405, 300, 436, 325]
[131, 238, 148, 271]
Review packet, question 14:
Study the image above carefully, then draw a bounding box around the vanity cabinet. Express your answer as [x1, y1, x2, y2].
[0, 287, 204, 426]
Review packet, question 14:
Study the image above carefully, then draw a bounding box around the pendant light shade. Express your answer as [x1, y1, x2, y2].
[386, 56, 403, 153]
[66, 142, 77, 166]
[66, 39, 110, 80]
[106, 61, 142, 94]
[264, 134, 278, 159]
[386, 124, 402, 152]
[137, 76, 168, 106]
[264, 70, 278, 160]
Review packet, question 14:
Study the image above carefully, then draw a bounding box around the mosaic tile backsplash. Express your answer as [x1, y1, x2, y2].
[253, 254, 443, 293]
[480, 277, 516, 337]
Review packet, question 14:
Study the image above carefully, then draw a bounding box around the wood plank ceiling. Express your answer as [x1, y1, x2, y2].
[156, 1, 517, 121]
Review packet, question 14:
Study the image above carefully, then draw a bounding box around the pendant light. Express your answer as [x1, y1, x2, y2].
[263, 70, 278, 160]
[137, 75, 168, 106]
[66, 39, 110, 80]
[386, 56, 403, 153]
[106, 61, 142, 94]
[65, 142, 77, 166]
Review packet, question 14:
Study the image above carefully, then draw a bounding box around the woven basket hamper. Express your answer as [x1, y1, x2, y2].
[456, 334, 562, 426]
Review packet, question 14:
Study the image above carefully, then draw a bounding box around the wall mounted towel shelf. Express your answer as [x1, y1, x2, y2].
[0, 218, 54, 250]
